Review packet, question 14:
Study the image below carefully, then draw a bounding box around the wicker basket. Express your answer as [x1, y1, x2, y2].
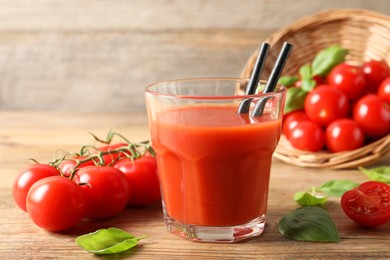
[241, 9, 390, 169]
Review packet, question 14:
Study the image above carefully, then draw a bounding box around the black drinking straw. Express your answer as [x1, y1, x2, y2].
[251, 42, 293, 117]
[237, 42, 270, 114]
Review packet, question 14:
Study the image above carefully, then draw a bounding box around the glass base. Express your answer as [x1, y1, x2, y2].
[163, 214, 265, 243]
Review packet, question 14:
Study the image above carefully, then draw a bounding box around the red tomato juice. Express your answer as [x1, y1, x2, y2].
[151, 104, 282, 227]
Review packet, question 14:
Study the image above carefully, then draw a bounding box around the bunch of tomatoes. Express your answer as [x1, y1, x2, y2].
[12, 132, 161, 232]
[282, 50, 390, 153]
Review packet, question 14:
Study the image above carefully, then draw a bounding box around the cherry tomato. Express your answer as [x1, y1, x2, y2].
[378, 76, 390, 104]
[304, 85, 349, 126]
[77, 166, 130, 219]
[13, 164, 60, 212]
[114, 156, 161, 206]
[353, 94, 390, 138]
[362, 60, 390, 93]
[327, 63, 366, 100]
[325, 119, 365, 153]
[26, 176, 85, 231]
[282, 110, 309, 139]
[341, 181, 390, 227]
[97, 143, 133, 165]
[288, 121, 325, 152]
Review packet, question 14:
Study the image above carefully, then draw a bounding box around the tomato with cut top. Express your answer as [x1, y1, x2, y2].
[341, 181, 390, 227]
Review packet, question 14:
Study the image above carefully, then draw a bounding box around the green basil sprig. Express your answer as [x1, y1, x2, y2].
[312, 45, 349, 77]
[280, 45, 348, 114]
[318, 179, 359, 197]
[278, 206, 340, 243]
[294, 190, 327, 206]
[299, 64, 316, 92]
[359, 166, 390, 183]
[76, 228, 147, 255]
[284, 87, 307, 114]
[278, 75, 299, 87]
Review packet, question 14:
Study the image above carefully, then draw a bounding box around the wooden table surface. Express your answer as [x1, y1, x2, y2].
[1, 110, 390, 259]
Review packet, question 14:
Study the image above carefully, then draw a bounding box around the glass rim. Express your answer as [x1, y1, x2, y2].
[145, 77, 286, 100]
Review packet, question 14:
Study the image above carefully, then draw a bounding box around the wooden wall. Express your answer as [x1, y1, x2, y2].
[0, 0, 389, 112]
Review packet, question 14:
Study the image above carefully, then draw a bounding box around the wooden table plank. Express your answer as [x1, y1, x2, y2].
[1, 111, 390, 259]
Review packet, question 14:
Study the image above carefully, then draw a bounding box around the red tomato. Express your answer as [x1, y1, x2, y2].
[282, 110, 309, 139]
[304, 85, 349, 126]
[13, 164, 60, 212]
[97, 143, 133, 165]
[353, 94, 390, 138]
[77, 166, 130, 219]
[26, 176, 85, 231]
[341, 181, 390, 227]
[362, 60, 390, 93]
[378, 77, 390, 104]
[288, 121, 325, 152]
[114, 156, 161, 206]
[325, 119, 365, 153]
[327, 63, 366, 100]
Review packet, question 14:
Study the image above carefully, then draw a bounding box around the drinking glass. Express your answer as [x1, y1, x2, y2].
[145, 78, 286, 242]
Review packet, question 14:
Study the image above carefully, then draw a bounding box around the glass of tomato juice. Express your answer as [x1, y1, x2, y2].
[145, 78, 286, 242]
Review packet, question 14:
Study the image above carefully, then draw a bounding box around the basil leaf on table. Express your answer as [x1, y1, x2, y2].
[294, 191, 327, 206]
[359, 166, 390, 183]
[278, 206, 340, 243]
[76, 227, 147, 255]
[318, 179, 359, 197]
[284, 87, 308, 114]
[311, 45, 348, 77]
[278, 75, 299, 87]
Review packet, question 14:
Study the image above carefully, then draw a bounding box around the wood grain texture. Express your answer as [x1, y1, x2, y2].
[0, 0, 389, 112]
[1, 111, 390, 259]
[0, 29, 267, 112]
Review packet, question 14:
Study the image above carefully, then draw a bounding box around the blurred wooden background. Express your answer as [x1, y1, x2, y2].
[0, 0, 389, 113]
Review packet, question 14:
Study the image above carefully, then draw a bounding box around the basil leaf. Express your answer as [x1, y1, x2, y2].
[278, 76, 299, 87]
[359, 166, 390, 184]
[299, 65, 316, 92]
[318, 179, 359, 197]
[294, 191, 327, 206]
[278, 207, 340, 243]
[76, 228, 147, 255]
[311, 45, 348, 77]
[284, 87, 308, 114]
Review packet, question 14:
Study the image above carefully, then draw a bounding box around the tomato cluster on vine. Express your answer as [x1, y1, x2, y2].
[281, 46, 390, 153]
[12, 132, 161, 232]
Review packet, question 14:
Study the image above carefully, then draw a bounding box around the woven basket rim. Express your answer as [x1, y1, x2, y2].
[241, 8, 390, 79]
